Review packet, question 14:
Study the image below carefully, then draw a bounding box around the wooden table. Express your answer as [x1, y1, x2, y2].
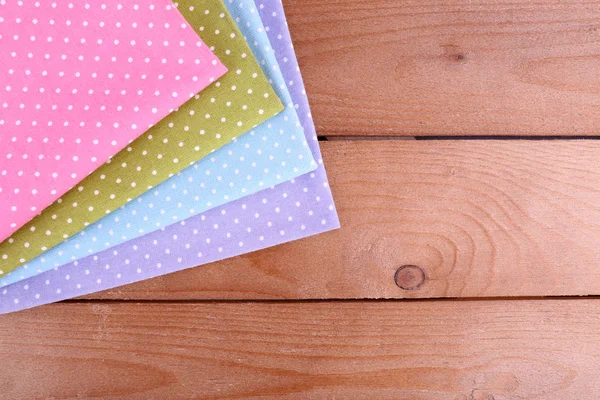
[3, 0, 600, 398]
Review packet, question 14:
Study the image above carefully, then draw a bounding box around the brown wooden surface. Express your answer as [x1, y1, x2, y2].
[86, 140, 600, 300]
[288, 0, 600, 136]
[4, 1, 600, 397]
[3, 300, 600, 399]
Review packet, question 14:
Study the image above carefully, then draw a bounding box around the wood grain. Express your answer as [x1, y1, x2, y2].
[2, 300, 600, 399]
[8, 3, 600, 398]
[284, 0, 600, 136]
[86, 140, 600, 301]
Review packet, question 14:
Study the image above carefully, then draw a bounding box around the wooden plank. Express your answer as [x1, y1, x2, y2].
[86, 140, 600, 300]
[2, 300, 600, 399]
[285, 0, 600, 136]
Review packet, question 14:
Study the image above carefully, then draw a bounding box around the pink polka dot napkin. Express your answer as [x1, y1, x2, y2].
[0, 0, 227, 242]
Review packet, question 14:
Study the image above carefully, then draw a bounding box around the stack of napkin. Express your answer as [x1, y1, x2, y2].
[0, 0, 339, 313]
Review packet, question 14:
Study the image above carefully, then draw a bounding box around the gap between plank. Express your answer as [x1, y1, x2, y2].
[319, 135, 600, 141]
[62, 294, 600, 305]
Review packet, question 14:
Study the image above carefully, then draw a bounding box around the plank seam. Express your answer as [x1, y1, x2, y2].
[65, 295, 600, 305]
[320, 135, 600, 140]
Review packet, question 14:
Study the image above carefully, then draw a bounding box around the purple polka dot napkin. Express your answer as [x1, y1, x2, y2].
[0, 0, 340, 314]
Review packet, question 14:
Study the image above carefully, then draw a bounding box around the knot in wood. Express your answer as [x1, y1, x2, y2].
[394, 265, 425, 290]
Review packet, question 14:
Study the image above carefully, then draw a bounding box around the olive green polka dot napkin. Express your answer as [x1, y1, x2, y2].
[0, 0, 283, 275]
